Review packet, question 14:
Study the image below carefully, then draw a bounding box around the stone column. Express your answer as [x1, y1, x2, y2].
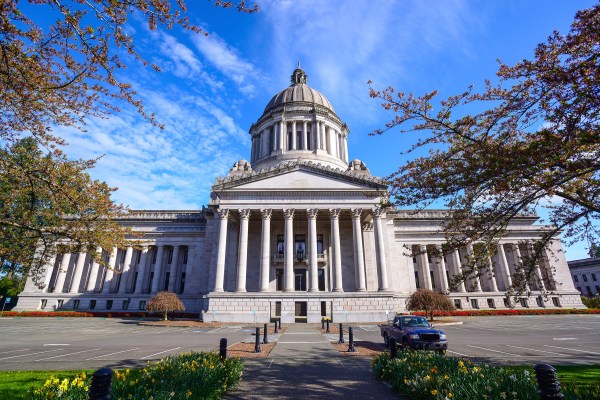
[260, 209, 272, 292]
[314, 120, 320, 149]
[271, 125, 277, 152]
[134, 246, 149, 294]
[118, 246, 134, 294]
[466, 244, 483, 292]
[526, 243, 546, 291]
[150, 245, 165, 293]
[351, 208, 366, 291]
[330, 209, 343, 292]
[102, 247, 118, 294]
[496, 244, 512, 290]
[69, 252, 87, 293]
[291, 120, 297, 150]
[372, 207, 389, 291]
[487, 257, 499, 292]
[214, 209, 230, 292]
[54, 253, 71, 293]
[167, 245, 181, 292]
[512, 244, 530, 291]
[236, 209, 251, 292]
[418, 245, 433, 291]
[344, 136, 349, 162]
[85, 247, 102, 292]
[284, 208, 295, 291]
[41, 254, 57, 293]
[450, 249, 466, 292]
[302, 121, 308, 150]
[307, 209, 319, 292]
[435, 245, 449, 292]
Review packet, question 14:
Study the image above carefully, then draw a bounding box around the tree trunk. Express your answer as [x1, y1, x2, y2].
[164, 310, 168, 320]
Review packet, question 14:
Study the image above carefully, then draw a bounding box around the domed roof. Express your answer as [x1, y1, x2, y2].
[263, 64, 335, 113]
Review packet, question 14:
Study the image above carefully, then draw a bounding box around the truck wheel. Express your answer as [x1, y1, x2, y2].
[383, 333, 389, 347]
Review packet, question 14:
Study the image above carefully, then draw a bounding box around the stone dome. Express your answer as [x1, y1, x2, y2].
[263, 65, 335, 114]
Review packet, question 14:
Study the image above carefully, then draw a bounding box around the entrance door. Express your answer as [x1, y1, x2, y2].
[295, 301, 307, 323]
[294, 269, 307, 291]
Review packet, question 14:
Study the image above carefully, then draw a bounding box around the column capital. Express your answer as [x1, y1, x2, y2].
[238, 208, 251, 219]
[351, 208, 363, 219]
[329, 208, 341, 219]
[306, 208, 318, 219]
[284, 208, 295, 219]
[218, 208, 230, 219]
[372, 206, 386, 219]
[260, 208, 272, 220]
[362, 222, 374, 231]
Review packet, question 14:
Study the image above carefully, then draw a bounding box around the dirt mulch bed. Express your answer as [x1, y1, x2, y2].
[227, 342, 276, 358]
[139, 320, 224, 328]
[331, 341, 386, 356]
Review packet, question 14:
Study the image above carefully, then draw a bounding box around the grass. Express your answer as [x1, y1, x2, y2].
[0, 370, 92, 400]
[506, 364, 600, 386]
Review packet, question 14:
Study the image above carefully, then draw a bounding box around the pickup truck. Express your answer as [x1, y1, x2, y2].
[380, 315, 448, 354]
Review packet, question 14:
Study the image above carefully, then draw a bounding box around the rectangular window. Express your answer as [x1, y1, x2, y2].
[487, 299, 495, 308]
[139, 300, 146, 311]
[277, 235, 284, 255]
[275, 301, 281, 317]
[56, 299, 64, 309]
[317, 235, 324, 255]
[148, 272, 154, 293]
[295, 235, 306, 261]
[582, 274, 588, 282]
[412, 257, 417, 264]
[276, 269, 284, 291]
[180, 272, 186, 293]
[40, 299, 47, 309]
[152, 248, 157, 264]
[454, 299, 462, 309]
[430, 270, 436, 289]
[321, 301, 327, 317]
[182, 247, 188, 264]
[519, 298, 529, 308]
[592, 273, 597, 281]
[106, 300, 113, 310]
[573, 275, 579, 282]
[297, 131, 302, 149]
[318, 269, 325, 291]
[586, 286, 593, 296]
[414, 271, 420, 289]
[294, 269, 307, 291]
[552, 297, 561, 307]
[89, 300, 96, 310]
[470, 298, 479, 309]
[73, 299, 80, 310]
[164, 272, 170, 291]
[596, 285, 600, 294]
[536, 296, 545, 307]
[167, 248, 173, 264]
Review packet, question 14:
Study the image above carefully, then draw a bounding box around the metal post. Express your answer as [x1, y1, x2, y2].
[219, 338, 227, 361]
[278, 320, 282, 330]
[390, 338, 398, 359]
[338, 323, 344, 343]
[88, 368, 113, 400]
[348, 326, 356, 352]
[255, 327, 261, 353]
[274, 320, 278, 333]
[534, 364, 564, 400]
[321, 318, 325, 329]
[326, 319, 330, 333]
[263, 323, 269, 344]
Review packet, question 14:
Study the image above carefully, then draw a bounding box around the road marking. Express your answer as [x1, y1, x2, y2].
[284, 332, 321, 335]
[506, 345, 568, 356]
[87, 348, 140, 360]
[466, 345, 522, 357]
[447, 350, 471, 357]
[553, 338, 577, 341]
[44, 344, 70, 346]
[0, 349, 63, 360]
[544, 345, 600, 355]
[0, 349, 30, 355]
[36, 348, 102, 361]
[276, 341, 330, 344]
[140, 347, 181, 360]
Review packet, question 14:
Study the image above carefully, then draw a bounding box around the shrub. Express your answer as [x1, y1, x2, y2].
[29, 351, 243, 400]
[580, 296, 600, 309]
[146, 291, 186, 320]
[406, 289, 455, 320]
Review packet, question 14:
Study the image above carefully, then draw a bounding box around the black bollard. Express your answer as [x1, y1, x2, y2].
[254, 327, 261, 353]
[274, 320, 278, 334]
[390, 338, 398, 359]
[326, 319, 330, 333]
[348, 327, 356, 352]
[338, 323, 345, 343]
[88, 368, 113, 400]
[278, 320, 282, 330]
[534, 364, 564, 400]
[321, 318, 325, 329]
[263, 323, 269, 344]
[219, 338, 227, 361]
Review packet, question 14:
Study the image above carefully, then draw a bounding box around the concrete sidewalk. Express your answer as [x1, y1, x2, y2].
[226, 323, 401, 399]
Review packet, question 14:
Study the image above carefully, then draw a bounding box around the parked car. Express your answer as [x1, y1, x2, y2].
[380, 315, 448, 354]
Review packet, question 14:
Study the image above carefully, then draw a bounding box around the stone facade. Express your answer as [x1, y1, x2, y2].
[16, 66, 584, 321]
[568, 257, 600, 296]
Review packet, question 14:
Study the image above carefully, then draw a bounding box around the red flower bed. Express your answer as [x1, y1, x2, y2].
[1, 311, 200, 318]
[411, 308, 600, 317]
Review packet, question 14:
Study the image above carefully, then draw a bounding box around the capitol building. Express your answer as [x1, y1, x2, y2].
[17, 66, 584, 322]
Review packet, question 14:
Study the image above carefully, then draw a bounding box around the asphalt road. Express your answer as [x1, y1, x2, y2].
[0, 314, 599, 371]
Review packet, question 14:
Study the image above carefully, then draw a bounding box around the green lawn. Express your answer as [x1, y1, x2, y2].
[0, 370, 92, 400]
[555, 365, 600, 386]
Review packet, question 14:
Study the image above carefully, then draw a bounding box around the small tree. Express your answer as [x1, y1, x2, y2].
[406, 289, 455, 321]
[146, 291, 185, 321]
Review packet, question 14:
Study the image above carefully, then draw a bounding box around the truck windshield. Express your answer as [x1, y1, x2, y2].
[401, 317, 430, 327]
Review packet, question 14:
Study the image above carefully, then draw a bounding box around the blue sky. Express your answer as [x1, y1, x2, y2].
[52, 0, 597, 260]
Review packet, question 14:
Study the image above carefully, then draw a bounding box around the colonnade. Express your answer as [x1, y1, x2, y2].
[214, 207, 389, 293]
[250, 118, 349, 163]
[413, 243, 555, 293]
[44, 244, 195, 295]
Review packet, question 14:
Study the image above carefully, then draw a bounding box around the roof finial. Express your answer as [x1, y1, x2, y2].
[297, 60, 301, 69]
[290, 63, 307, 86]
